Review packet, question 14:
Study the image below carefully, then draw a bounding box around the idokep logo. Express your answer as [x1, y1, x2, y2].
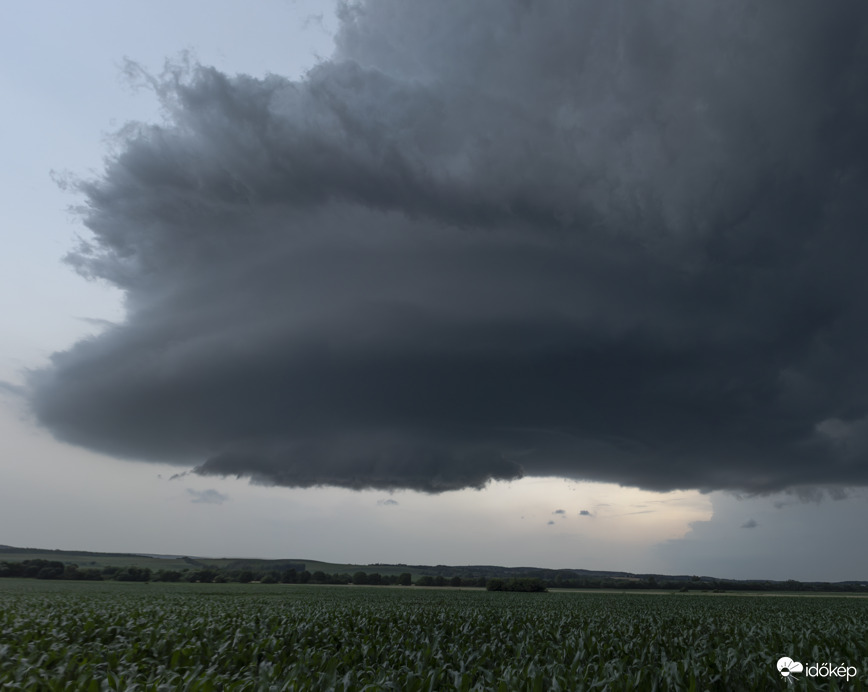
[777, 656, 858, 683]
[777, 657, 803, 680]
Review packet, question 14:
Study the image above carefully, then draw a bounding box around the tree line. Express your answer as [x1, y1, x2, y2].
[2, 559, 864, 593]
[0, 560, 523, 589]
[0, 560, 418, 586]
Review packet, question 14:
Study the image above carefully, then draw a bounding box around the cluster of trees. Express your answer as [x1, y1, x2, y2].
[416, 575, 486, 588]
[0, 559, 102, 581]
[0, 561, 166, 582]
[352, 571, 412, 585]
[146, 568, 315, 584]
[486, 578, 547, 592]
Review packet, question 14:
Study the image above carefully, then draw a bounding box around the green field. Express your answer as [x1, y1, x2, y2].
[0, 580, 865, 690]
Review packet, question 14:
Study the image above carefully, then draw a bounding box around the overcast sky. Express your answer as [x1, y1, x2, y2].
[2, 0, 868, 582]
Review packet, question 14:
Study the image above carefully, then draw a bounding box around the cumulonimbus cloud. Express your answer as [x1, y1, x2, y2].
[29, 0, 868, 495]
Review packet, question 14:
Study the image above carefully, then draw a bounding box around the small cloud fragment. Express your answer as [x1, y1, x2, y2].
[187, 488, 228, 505]
[740, 518, 758, 529]
[579, 510, 592, 516]
[553, 509, 566, 515]
[377, 498, 399, 506]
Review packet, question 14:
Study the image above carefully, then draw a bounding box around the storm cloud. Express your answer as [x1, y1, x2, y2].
[29, 0, 868, 494]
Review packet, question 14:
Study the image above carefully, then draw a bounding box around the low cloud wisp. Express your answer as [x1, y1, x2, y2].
[187, 489, 229, 505]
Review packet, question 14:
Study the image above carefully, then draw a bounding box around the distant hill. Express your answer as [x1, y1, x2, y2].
[0, 544, 652, 580]
[1, 544, 865, 591]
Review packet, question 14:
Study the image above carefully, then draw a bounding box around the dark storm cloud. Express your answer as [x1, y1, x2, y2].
[28, 0, 868, 494]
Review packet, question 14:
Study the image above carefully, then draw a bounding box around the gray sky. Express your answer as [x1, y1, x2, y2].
[2, 0, 867, 582]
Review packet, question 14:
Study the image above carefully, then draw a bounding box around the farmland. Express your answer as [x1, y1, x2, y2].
[0, 580, 865, 690]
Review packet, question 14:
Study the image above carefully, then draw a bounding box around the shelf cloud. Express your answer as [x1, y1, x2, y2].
[29, 0, 868, 495]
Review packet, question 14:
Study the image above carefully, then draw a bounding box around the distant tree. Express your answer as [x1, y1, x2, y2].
[312, 571, 327, 583]
[434, 575, 447, 587]
[237, 571, 254, 584]
[450, 576, 462, 588]
[260, 574, 277, 584]
[114, 566, 151, 582]
[62, 565, 82, 580]
[24, 560, 60, 578]
[353, 571, 368, 585]
[299, 570, 311, 584]
[185, 569, 218, 583]
[398, 572, 412, 586]
[508, 578, 547, 592]
[36, 565, 64, 580]
[487, 578, 546, 593]
[281, 568, 298, 584]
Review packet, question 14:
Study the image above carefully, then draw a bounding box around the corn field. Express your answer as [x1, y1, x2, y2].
[1, 580, 865, 690]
